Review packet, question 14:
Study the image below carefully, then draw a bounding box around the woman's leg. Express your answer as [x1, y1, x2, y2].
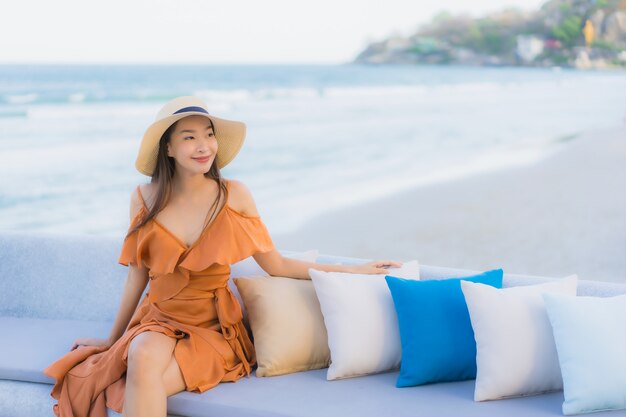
[123, 331, 186, 417]
[163, 351, 187, 396]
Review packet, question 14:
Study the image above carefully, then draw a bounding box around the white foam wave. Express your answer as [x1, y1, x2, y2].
[25, 103, 155, 120]
[6, 93, 38, 104]
[68, 93, 87, 103]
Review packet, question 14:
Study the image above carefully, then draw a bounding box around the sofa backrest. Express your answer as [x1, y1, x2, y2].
[1, 232, 625, 320]
[1, 232, 127, 321]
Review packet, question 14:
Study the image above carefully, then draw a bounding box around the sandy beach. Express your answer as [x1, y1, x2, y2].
[273, 125, 626, 283]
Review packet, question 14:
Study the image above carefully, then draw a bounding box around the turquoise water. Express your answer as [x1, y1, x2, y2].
[0, 64, 625, 236]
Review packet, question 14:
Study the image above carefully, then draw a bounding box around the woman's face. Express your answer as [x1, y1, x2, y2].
[167, 115, 217, 175]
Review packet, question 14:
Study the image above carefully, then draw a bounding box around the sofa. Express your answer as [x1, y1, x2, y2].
[1, 231, 625, 417]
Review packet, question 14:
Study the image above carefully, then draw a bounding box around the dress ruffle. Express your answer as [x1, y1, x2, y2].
[117, 205, 145, 268]
[117, 183, 276, 302]
[180, 207, 275, 272]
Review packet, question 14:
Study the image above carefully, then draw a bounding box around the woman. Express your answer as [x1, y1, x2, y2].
[43, 96, 402, 417]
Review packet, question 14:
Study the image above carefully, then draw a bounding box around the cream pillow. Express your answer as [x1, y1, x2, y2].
[461, 275, 578, 401]
[309, 260, 420, 380]
[234, 276, 329, 377]
[229, 249, 318, 327]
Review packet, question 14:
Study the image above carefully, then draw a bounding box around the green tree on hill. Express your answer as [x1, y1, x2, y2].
[551, 15, 583, 47]
[461, 18, 518, 55]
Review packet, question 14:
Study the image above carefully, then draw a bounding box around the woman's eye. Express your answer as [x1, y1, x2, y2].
[184, 136, 194, 140]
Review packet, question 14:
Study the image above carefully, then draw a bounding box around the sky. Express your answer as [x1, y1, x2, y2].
[1, 0, 547, 65]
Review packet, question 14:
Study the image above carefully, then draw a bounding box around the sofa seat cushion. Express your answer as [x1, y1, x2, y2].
[164, 369, 581, 417]
[2, 368, 624, 417]
[0, 316, 574, 417]
[0, 317, 112, 384]
[1, 307, 625, 417]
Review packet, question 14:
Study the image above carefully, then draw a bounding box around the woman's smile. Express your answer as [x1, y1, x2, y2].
[192, 155, 212, 163]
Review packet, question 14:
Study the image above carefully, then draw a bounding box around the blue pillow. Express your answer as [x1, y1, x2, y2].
[543, 293, 626, 415]
[385, 269, 503, 387]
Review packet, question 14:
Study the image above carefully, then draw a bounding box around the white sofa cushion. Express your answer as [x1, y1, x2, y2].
[461, 275, 578, 401]
[543, 293, 626, 415]
[309, 260, 420, 380]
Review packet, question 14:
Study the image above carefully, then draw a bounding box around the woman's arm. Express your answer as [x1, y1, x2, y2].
[254, 250, 402, 280]
[229, 179, 403, 279]
[71, 264, 148, 350]
[106, 263, 149, 344]
[107, 186, 150, 344]
[71, 187, 149, 350]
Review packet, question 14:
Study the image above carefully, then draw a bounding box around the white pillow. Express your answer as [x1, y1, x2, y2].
[543, 293, 626, 415]
[309, 260, 420, 380]
[461, 275, 578, 401]
[229, 249, 319, 326]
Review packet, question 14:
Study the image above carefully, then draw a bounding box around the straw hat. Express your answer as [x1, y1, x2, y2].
[135, 96, 246, 176]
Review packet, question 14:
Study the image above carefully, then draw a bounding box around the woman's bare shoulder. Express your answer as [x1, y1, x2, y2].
[130, 183, 156, 214]
[138, 183, 157, 202]
[226, 178, 259, 217]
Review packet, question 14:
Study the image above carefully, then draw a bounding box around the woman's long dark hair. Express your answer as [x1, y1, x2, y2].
[125, 118, 227, 239]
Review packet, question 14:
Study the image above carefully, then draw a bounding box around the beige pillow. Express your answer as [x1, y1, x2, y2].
[229, 249, 318, 329]
[234, 276, 330, 377]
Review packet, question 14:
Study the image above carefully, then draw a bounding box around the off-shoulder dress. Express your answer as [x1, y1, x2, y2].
[43, 179, 275, 417]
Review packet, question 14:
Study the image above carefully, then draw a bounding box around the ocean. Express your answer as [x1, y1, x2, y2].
[0, 64, 624, 237]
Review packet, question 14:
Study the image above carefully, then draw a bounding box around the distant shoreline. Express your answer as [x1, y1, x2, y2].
[354, 0, 626, 70]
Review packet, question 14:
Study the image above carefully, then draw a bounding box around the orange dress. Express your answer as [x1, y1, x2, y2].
[43, 179, 275, 417]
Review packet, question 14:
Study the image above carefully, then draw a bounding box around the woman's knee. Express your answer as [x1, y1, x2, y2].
[127, 331, 176, 381]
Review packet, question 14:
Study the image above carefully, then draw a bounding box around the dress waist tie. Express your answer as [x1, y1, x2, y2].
[214, 285, 253, 376]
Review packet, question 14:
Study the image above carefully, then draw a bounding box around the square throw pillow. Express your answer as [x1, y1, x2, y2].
[234, 276, 330, 377]
[385, 269, 503, 387]
[543, 293, 626, 416]
[229, 249, 318, 327]
[308, 260, 420, 380]
[461, 275, 578, 401]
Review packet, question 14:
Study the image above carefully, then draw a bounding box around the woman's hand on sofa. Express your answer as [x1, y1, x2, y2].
[347, 260, 403, 275]
[70, 337, 112, 351]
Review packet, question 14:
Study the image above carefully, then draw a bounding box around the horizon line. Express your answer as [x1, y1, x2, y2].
[0, 60, 356, 66]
